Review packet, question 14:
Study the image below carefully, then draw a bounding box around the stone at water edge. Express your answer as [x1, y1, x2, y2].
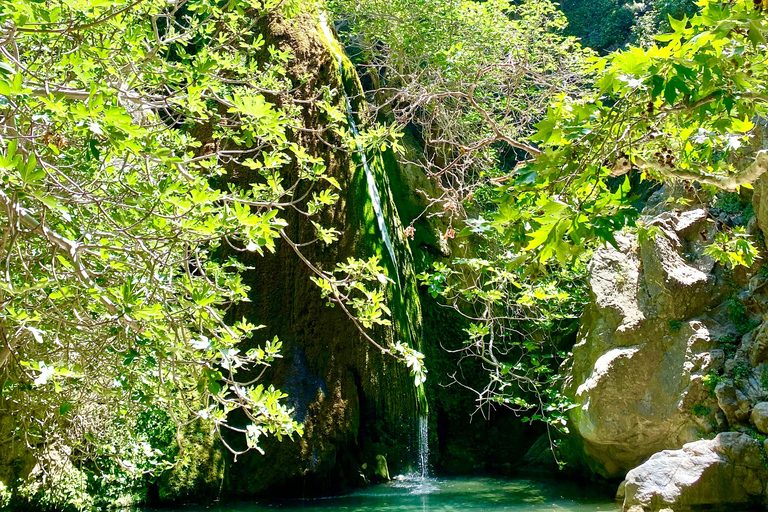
[621, 432, 767, 512]
[375, 454, 391, 481]
[750, 402, 768, 434]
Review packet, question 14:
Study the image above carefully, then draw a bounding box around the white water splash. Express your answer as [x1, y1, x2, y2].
[318, 13, 400, 285]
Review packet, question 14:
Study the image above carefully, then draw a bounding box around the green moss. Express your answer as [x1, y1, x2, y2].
[216, 4, 431, 495]
[416, 384, 428, 414]
[339, 41, 425, 389]
[346, 144, 425, 413]
[156, 423, 225, 504]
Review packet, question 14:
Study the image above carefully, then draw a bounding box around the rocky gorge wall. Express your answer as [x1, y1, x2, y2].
[564, 179, 768, 510]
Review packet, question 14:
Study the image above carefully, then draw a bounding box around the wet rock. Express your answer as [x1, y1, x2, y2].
[622, 433, 767, 511]
[375, 454, 390, 481]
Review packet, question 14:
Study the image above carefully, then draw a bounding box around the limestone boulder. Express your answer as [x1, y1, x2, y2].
[566, 208, 726, 478]
[751, 402, 768, 434]
[714, 379, 751, 427]
[748, 321, 768, 367]
[622, 432, 768, 511]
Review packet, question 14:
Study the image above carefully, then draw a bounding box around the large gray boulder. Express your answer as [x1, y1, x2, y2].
[622, 432, 768, 511]
[566, 208, 726, 478]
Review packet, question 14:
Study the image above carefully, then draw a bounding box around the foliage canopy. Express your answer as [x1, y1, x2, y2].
[0, 0, 425, 501]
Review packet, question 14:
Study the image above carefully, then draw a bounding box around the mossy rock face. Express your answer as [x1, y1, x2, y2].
[220, 4, 422, 498]
[155, 422, 226, 504]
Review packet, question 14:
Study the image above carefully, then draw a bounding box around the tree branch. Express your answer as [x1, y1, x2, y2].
[0, 187, 140, 331]
[635, 149, 768, 191]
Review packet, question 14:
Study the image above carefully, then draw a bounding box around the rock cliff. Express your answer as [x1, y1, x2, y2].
[565, 198, 727, 478]
[567, 182, 768, 509]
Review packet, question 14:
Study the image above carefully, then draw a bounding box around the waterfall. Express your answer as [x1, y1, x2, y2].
[319, 11, 430, 483]
[318, 13, 400, 286]
[417, 413, 430, 479]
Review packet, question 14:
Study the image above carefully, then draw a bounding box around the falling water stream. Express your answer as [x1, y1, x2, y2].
[318, 12, 430, 482]
[418, 414, 430, 479]
[318, 12, 400, 287]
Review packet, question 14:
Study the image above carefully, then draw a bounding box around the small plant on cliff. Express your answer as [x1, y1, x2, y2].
[718, 334, 739, 358]
[703, 369, 723, 398]
[704, 227, 760, 269]
[727, 297, 759, 334]
[691, 402, 710, 417]
[733, 361, 752, 382]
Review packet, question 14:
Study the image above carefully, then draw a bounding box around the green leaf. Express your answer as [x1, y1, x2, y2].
[664, 76, 689, 104]
[668, 14, 688, 34]
[747, 20, 766, 46]
[20, 154, 45, 184]
[0, 62, 15, 76]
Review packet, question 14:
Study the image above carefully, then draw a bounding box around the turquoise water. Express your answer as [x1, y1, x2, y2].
[158, 475, 619, 512]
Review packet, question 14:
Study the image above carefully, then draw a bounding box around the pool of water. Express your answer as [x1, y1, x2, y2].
[155, 475, 620, 512]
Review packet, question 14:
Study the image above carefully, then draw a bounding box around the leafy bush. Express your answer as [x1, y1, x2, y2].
[691, 402, 710, 417]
